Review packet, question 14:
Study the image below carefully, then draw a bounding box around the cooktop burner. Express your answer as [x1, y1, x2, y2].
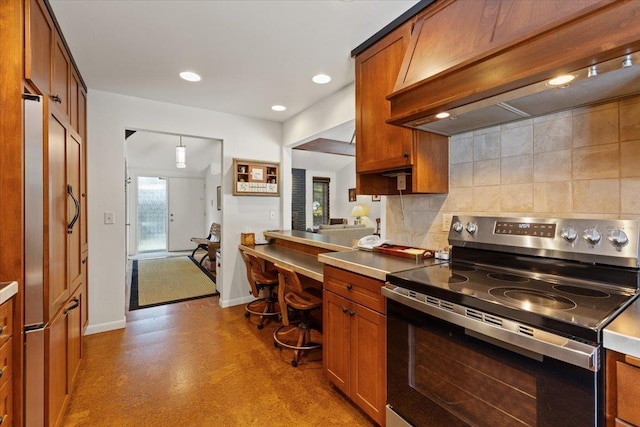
[489, 287, 576, 310]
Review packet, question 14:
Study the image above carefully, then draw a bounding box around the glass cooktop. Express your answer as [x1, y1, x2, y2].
[388, 261, 638, 340]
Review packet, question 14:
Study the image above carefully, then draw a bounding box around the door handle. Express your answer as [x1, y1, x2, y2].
[67, 185, 80, 234]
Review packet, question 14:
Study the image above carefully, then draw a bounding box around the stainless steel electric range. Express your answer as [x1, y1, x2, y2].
[383, 216, 640, 427]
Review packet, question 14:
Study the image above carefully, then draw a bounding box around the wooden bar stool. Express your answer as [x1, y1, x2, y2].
[241, 251, 280, 329]
[272, 263, 322, 367]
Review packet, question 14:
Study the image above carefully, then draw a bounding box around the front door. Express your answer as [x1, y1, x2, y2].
[168, 177, 205, 251]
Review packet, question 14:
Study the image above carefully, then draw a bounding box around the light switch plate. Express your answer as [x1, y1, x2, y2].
[104, 211, 115, 224]
[442, 213, 453, 232]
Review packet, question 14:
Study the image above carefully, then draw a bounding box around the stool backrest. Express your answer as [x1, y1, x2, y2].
[274, 263, 303, 326]
[241, 251, 263, 298]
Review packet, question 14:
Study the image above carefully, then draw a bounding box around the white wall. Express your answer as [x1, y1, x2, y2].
[334, 160, 384, 232]
[86, 90, 281, 334]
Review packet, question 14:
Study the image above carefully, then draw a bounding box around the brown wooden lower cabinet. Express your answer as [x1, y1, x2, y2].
[323, 266, 386, 426]
[48, 287, 83, 427]
[0, 298, 14, 426]
[606, 349, 640, 426]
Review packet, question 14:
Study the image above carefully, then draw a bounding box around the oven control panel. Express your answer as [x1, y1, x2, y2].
[448, 216, 640, 268]
[494, 221, 556, 238]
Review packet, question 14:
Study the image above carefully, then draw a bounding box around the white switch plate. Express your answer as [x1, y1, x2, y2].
[397, 175, 406, 191]
[442, 213, 453, 232]
[269, 211, 275, 219]
[104, 211, 115, 224]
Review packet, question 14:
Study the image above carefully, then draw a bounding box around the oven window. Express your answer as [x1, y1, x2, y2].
[387, 300, 599, 426]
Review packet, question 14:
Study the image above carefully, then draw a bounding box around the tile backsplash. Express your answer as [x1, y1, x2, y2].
[386, 95, 640, 249]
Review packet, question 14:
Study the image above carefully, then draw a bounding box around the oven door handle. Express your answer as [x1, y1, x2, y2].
[382, 285, 600, 372]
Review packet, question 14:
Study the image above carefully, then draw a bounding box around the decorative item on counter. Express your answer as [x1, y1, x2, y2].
[373, 244, 434, 260]
[241, 232, 255, 246]
[435, 247, 450, 260]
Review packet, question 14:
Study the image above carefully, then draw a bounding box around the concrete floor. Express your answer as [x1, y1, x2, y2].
[61, 294, 376, 426]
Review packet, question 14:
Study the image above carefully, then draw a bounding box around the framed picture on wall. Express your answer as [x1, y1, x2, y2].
[217, 186, 221, 210]
[348, 188, 356, 202]
[372, 195, 381, 202]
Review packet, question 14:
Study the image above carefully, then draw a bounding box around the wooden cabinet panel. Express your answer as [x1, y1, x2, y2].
[25, 0, 53, 95]
[350, 302, 386, 424]
[0, 339, 12, 389]
[324, 265, 385, 313]
[323, 290, 351, 395]
[48, 306, 69, 427]
[0, 376, 13, 427]
[68, 132, 82, 292]
[52, 35, 70, 116]
[79, 89, 88, 253]
[68, 288, 82, 388]
[356, 22, 414, 174]
[48, 113, 69, 319]
[616, 361, 640, 426]
[401, 0, 603, 89]
[323, 266, 386, 426]
[0, 299, 12, 345]
[69, 69, 79, 130]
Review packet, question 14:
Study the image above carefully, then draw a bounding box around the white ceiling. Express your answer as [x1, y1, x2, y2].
[49, 0, 420, 123]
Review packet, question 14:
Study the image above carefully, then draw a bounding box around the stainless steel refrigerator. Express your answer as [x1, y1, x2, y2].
[23, 93, 45, 426]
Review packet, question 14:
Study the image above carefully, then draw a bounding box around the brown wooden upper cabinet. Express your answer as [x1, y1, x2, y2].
[26, 0, 54, 95]
[355, 20, 448, 195]
[26, 0, 86, 133]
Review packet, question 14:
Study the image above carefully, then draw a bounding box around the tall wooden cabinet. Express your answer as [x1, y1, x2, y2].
[323, 266, 386, 426]
[354, 20, 449, 196]
[21, 0, 89, 425]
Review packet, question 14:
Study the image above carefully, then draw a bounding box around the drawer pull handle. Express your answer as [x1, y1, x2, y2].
[349, 310, 356, 316]
[0, 368, 3, 378]
[82, 258, 87, 264]
[342, 307, 348, 314]
[64, 297, 80, 314]
[51, 94, 62, 103]
[346, 284, 353, 291]
[0, 326, 3, 334]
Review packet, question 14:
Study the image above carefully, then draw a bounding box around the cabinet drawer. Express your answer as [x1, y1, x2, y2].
[0, 374, 12, 427]
[0, 300, 12, 345]
[0, 339, 11, 390]
[617, 361, 640, 426]
[324, 265, 385, 314]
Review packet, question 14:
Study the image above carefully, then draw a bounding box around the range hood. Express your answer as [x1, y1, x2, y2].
[408, 51, 640, 136]
[385, 0, 640, 137]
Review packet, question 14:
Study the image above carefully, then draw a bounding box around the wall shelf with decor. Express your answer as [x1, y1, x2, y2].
[233, 158, 280, 196]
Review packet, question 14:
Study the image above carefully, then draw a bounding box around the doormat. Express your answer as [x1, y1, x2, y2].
[129, 256, 218, 311]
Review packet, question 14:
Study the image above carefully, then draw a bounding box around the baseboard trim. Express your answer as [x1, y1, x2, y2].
[219, 295, 254, 308]
[84, 318, 127, 335]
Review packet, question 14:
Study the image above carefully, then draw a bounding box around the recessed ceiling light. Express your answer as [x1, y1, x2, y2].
[271, 105, 286, 112]
[312, 74, 331, 84]
[435, 112, 450, 119]
[179, 71, 201, 82]
[548, 74, 575, 86]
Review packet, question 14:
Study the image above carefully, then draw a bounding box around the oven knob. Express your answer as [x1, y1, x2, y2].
[560, 227, 577, 242]
[608, 229, 629, 248]
[452, 221, 464, 233]
[466, 222, 477, 234]
[583, 227, 601, 245]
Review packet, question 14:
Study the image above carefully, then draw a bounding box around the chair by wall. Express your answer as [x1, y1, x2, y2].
[273, 263, 322, 367]
[241, 251, 280, 329]
[190, 222, 221, 265]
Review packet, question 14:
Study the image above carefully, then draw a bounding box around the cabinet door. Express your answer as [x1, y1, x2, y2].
[52, 35, 70, 116]
[69, 69, 80, 131]
[25, 0, 53, 95]
[67, 289, 82, 388]
[47, 305, 69, 427]
[48, 113, 69, 319]
[350, 303, 386, 426]
[79, 89, 88, 253]
[323, 290, 351, 395]
[67, 132, 82, 292]
[355, 22, 414, 173]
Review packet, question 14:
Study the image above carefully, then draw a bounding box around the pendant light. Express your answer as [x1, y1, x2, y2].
[176, 136, 186, 168]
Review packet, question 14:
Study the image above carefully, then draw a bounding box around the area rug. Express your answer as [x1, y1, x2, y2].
[129, 256, 218, 310]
